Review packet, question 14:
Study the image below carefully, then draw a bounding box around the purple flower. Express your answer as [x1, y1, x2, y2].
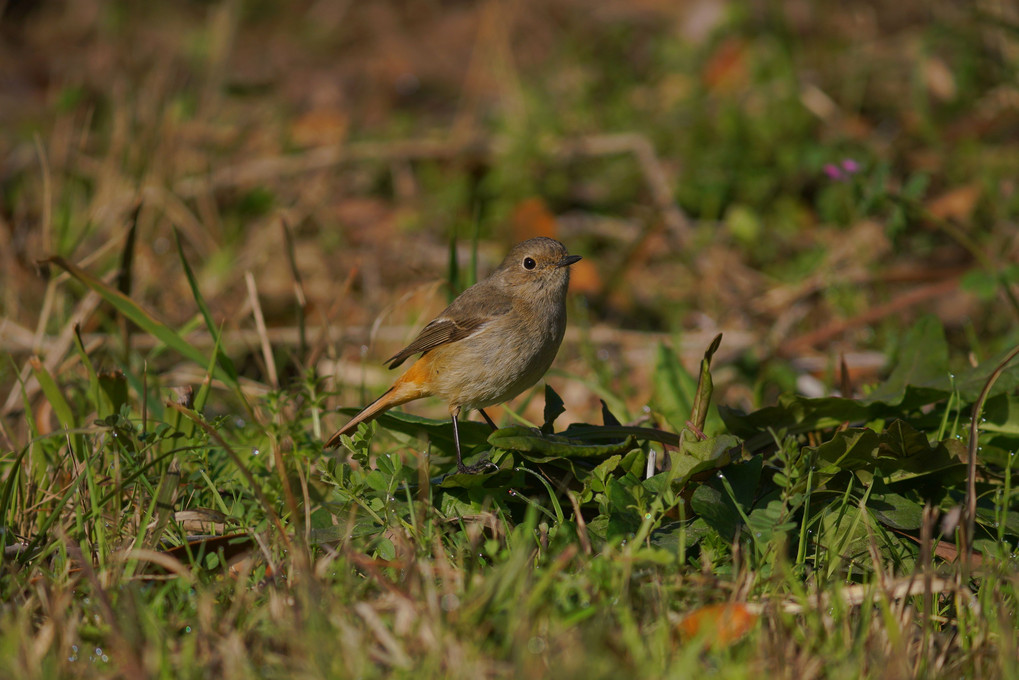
[824, 163, 844, 181]
[823, 158, 861, 182]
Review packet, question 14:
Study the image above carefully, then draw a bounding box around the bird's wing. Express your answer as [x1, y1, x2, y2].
[385, 287, 513, 368]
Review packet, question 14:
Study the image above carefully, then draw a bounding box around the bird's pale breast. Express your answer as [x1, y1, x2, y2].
[427, 302, 566, 410]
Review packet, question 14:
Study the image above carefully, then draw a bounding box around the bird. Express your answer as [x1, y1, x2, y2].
[325, 237, 581, 473]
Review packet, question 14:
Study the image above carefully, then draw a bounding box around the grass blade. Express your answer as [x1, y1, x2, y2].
[48, 256, 236, 389]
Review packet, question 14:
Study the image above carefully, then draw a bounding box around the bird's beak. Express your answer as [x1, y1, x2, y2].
[557, 254, 582, 268]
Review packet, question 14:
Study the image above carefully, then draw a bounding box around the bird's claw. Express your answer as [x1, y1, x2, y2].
[456, 459, 499, 475]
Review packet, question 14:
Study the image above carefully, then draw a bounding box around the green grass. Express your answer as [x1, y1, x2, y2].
[3, 279, 1019, 677]
[3, 1, 1019, 677]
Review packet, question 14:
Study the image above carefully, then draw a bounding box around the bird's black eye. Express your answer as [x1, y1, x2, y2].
[523, 257, 537, 270]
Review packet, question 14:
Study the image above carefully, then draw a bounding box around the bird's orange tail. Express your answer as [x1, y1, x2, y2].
[324, 361, 434, 448]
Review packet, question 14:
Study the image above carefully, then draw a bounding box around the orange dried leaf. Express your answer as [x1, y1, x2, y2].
[927, 184, 982, 221]
[569, 259, 602, 295]
[677, 603, 759, 647]
[702, 38, 748, 91]
[291, 109, 349, 148]
[511, 197, 559, 242]
[924, 57, 957, 101]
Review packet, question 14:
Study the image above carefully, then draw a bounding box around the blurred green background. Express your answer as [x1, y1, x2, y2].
[2, 0, 1018, 419]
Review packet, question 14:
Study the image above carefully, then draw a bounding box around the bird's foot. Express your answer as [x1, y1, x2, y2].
[456, 459, 499, 475]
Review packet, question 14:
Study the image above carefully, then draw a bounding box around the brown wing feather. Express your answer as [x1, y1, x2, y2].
[385, 317, 487, 367]
[385, 286, 513, 368]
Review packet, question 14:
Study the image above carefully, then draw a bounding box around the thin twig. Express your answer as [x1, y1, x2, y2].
[778, 277, 961, 355]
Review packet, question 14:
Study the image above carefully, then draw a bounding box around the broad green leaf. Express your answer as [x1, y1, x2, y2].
[605, 478, 643, 539]
[437, 466, 508, 489]
[364, 469, 392, 493]
[560, 423, 679, 447]
[666, 434, 740, 489]
[975, 506, 1019, 538]
[374, 537, 396, 561]
[719, 395, 873, 446]
[810, 428, 880, 473]
[875, 421, 964, 481]
[619, 447, 647, 479]
[434, 489, 485, 515]
[980, 439, 1019, 469]
[719, 455, 763, 510]
[584, 514, 609, 543]
[542, 384, 565, 434]
[863, 316, 950, 406]
[746, 495, 797, 544]
[600, 400, 622, 427]
[691, 485, 739, 541]
[956, 344, 1019, 403]
[877, 420, 933, 459]
[868, 489, 923, 530]
[581, 454, 623, 499]
[818, 504, 871, 564]
[97, 370, 129, 419]
[488, 426, 637, 462]
[650, 519, 712, 554]
[337, 409, 492, 457]
[653, 342, 697, 433]
[982, 394, 1019, 435]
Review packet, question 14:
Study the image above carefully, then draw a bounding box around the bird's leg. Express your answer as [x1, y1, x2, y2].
[477, 408, 498, 431]
[451, 407, 468, 474]
[450, 405, 497, 474]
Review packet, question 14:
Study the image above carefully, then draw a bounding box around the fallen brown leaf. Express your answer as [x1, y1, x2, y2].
[677, 602, 759, 647]
[927, 184, 982, 221]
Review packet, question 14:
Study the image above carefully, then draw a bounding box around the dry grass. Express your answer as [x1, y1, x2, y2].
[2, 1, 1019, 677]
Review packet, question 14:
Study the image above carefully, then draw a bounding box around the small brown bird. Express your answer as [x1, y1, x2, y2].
[325, 237, 581, 473]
